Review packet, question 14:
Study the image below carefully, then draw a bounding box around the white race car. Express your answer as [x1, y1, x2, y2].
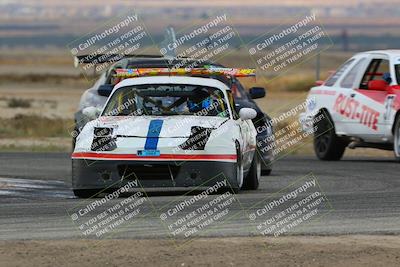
[72, 74, 261, 197]
[300, 50, 400, 161]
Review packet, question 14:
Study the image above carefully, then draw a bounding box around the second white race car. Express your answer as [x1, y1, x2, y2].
[300, 50, 400, 161]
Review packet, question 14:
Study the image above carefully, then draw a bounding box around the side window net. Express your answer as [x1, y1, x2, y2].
[359, 59, 390, 89]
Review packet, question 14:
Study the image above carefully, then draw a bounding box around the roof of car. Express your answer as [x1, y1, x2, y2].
[356, 50, 400, 58]
[113, 76, 231, 93]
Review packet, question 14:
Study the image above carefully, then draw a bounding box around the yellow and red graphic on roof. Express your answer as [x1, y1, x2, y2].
[114, 66, 256, 78]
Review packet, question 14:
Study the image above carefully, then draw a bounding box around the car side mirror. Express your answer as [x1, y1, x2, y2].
[368, 80, 388, 91]
[249, 87, 266, 99]
[98, 84, 113, 97]
[82, 106, 102, 120]
[239, 108, 257, 120]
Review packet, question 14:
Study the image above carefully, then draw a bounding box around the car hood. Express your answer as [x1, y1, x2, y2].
[95, 115, 229, 138]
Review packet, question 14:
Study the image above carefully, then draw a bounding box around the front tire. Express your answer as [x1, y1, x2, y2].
[393, 117, 400, 162]
[314, 111, 347, 161]
[243, 154, 261, 190]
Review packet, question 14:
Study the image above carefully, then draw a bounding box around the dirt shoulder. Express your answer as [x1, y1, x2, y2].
[0, 235, 399, 267]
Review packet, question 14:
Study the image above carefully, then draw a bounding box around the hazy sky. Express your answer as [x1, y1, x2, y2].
[2, 0, 399, 7]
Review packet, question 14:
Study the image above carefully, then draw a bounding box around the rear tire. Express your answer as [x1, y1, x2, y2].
[243, 154, 261, 190]
[393, 117, 400, 162]
[314, 111, 347, 161]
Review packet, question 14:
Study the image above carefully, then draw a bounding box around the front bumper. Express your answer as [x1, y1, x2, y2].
[72, 159, 237, 190]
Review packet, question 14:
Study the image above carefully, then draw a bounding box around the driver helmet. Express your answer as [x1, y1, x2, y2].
[382, 72, 392, 84]
[187, 89, 212, 112]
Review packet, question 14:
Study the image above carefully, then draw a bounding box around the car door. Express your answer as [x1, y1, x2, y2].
[322, 57, 360, 135]
[348, 55, 391, 140]
[329, 56, 369, 135]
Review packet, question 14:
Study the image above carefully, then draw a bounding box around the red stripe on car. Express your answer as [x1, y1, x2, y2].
[71, 152, 237, 161]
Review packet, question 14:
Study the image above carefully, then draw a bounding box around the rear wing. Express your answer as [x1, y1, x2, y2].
[114, 66, 256, 78]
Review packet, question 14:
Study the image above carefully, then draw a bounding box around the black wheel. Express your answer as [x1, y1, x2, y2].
[393, 117, 400, 162]
[73, 189, 100, 198]
[243, 154, 261, 190]
[313, 111, 347, 161]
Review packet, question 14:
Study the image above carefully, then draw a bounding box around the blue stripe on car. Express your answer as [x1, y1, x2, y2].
[144, 119, 163, 150]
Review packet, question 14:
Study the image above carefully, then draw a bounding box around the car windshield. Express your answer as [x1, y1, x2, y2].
[102, 84, 230, 117]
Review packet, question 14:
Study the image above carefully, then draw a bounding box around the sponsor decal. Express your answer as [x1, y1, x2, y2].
[333, 93, 380, 130]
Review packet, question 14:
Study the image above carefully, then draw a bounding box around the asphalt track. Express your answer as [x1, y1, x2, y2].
[0, 152, 399, 240]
